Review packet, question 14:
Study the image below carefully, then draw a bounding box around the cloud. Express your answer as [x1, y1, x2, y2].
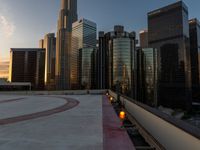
[0, 15, 15, 38]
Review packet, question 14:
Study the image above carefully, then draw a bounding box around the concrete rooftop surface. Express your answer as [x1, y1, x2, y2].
[0, 94, 135, 150]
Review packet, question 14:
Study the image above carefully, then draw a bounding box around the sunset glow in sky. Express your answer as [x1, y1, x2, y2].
[0, 61, 9, 78]
[0, 0, 200, 78]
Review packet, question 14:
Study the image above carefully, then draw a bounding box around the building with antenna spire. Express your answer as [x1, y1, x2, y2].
[55, 0, 78, 90]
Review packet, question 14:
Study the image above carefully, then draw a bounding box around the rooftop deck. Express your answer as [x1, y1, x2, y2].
[0, 94, 135, 150]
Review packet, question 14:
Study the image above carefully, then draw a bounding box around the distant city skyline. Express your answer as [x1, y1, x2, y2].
[0, 0, 200, 61]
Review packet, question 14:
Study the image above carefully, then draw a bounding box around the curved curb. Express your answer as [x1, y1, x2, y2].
[0, 98, 25, 104]
[0, 96, 79, 125]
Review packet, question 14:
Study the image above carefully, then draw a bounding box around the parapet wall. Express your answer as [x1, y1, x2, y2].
[0, 90, 107, 95]
[109, 90, 200, 150]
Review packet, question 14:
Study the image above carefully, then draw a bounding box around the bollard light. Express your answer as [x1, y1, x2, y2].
[119, 111, 126, 120]
[110, 96, 113, 101]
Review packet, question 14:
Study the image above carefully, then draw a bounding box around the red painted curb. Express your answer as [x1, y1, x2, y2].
[102, 95, 135, 150]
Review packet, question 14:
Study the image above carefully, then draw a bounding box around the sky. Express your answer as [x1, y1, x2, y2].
[0, 0, 200, 61]
[0, 61, 9, 78]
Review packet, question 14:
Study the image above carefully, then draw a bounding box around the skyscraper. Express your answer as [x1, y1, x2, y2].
[9, 48, 45, 90]
[79, 47, 96, 89]
[189, 18, 200, 99]
[97, 31, 109, 89]
[39, 39, 44, 49]
[148, 1, 192, 109]
[98, 26, 137, 97]
[140, 30, 148, 48]
[43, 33, 56, 90]
[71, 18, 97, 89]
[136, 48, 158, 107]
[55, 0, 78, 90]
[136, 47, 144, 102]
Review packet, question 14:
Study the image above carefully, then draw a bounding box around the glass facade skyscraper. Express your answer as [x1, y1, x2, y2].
[43, 33, 56, 90]
[112, 38, 132, 94]
[79, 47, 96, 89]
[97, 32, 109, 89]
[142, 48, 158, 106]
[98, 26, 136, 97]
[148, 1, 192, 109]
[71, 18, 97, 89]
[189, 18, 200, 99]
[136, 48, 158, 107]
[55, 0, 78, 90]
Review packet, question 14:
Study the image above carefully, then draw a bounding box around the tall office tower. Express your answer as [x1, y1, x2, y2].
[98, 26, 137, 97]
[55, 0, 78, 90]
[96, 31, 109, 89]
[79, 47, 96, 89]
[189, 19, 200, 99]
[39, 39, 44, 48]
[43, 33, 56, 90]
[148, 1, 191, 109]
[142, 48, 158, 106]
[71, 18, 97, 89]
[135, 47, 144, 102]
[91, 49, 97, 89]
[9, 48, 45, 90]
[140, 30, 148, 48]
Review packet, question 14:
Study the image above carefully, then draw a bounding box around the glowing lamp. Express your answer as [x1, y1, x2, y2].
[119, 111, 126, 120]
[110, 97, 113, 101]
